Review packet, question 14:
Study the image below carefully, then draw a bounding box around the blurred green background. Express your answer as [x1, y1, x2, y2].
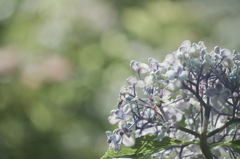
[0, 0, 240, 158]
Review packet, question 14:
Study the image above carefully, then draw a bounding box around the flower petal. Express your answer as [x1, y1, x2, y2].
[233, 54, 240, 60]
[214, 46, 221, 54]
[148, 58, 158, 71]
[110, 141, 122, 152]
[122, 134, 135, 147]
[130, 60, 139, 71]
[174, 66, 182, 75]
[220, 89, 231, 99]
[188, 46, 196, 54]
[127, 76, 138, 85]
[108, 110, 121, 125]
[167, 79, 182, 92]
[106, 131, 113, 138]
[157, 130, 166, 141]
[220, 49, 232, 58]
[198, 41, 205, 48]
[144, 75, 154, 86]
[164, 54, 175, 66]
[178, 71, 188, 81]
[215, 83, 223, 92]
[137, 62, 150, 74]
[123, 104, 131, 114]
[135, 127, 158, 137]
[179, 46, 188, 53]
[205, 88, 218, 97]
[165, 70, 177, 80]
[222, 58, 234, 68]
[148, 58, 155, 65]
[118, 120, 127, 129]
[136, 80, 145, 88]
[181, 40, 191, 48]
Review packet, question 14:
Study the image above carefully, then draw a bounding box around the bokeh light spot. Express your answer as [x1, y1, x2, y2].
[79, 44, 104, 71]
[30, 104, 53, 132]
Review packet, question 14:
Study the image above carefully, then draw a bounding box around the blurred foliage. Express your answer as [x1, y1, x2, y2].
[0, 0, 240, 158]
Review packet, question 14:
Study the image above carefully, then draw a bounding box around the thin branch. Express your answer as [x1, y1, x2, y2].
[178, 125, 200, 138]
[182, 82, 210, 109]
[207, 118, 240, 138]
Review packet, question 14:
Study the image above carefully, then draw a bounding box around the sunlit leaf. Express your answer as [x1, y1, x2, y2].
[101, 135, 184, 159]
[177, 115, 186, 127]
[210, 140, 240, 153]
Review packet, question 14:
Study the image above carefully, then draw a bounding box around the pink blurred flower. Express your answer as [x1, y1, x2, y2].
[42, 55, 72, 83]
[0, 48, 19, 75]
[21, 54, 72, 88]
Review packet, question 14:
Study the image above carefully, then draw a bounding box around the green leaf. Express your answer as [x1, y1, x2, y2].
[101, 135, 188, 159]
[177, 115, 186, 127]
[210, 140, 240, 153]
[168, 90, 180, 100]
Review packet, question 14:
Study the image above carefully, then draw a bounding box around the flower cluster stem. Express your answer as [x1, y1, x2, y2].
[199, 107, 213, 159]
[199, 133, 213, 159]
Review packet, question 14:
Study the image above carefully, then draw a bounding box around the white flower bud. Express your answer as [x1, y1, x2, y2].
[157, 130, 166, 141]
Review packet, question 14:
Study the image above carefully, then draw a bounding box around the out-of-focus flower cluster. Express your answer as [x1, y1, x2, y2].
[105, 40, 240, 158]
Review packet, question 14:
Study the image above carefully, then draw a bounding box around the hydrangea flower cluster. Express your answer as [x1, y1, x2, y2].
[105, 41, 240, 159]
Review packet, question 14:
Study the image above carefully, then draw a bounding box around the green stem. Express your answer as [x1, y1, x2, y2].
[199, 107, 213, 159]
[207, 118, 240, 138]
[178, 126, 200, 138]
[182, 81, 214, 158]
[199, 133, 213, 159]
